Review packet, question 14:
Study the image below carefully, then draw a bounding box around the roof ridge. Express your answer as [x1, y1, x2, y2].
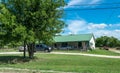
[56, 33, 93, 37]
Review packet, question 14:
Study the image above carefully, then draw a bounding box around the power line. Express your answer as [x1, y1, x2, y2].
[68, 2, 120, 6]
[64, 1, 120, 24]
[64, 6, 120, 11]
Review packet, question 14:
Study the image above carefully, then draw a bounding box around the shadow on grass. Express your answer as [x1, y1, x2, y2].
[0, 56, 31, 64]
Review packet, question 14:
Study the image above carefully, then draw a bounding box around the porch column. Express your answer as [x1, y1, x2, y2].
[57, 43, 61, 49]
[76, 42, 78, 49]
[82, 42, 86, 51]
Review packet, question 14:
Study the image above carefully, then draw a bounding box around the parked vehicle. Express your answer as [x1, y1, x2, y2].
[35, 44, 52, 52]
[18, 44, 52, 52]
[18, 46, 27, 52]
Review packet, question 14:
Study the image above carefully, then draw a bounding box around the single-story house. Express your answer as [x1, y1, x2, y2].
[53, 34, 95, 51]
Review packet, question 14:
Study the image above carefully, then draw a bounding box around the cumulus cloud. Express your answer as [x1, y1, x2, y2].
[65, 19, 120, 39]
[115, 29, 120, 33]
[67, 20, 87, 34]
[109, 23, 120, 27]
[90, 0, 101, 4]
[64, 0, 82, 9]
[67, 0, 83, 6]
[64, 0, 101, 9]
[92, 30, 120, 39]
[108, 23, 120, 30]
[87, 23, 107, 29]
[67, 19, 107, 34]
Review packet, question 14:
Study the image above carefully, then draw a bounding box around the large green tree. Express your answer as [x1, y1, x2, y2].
[96, 36, 120, 47]
[0, 0, 65, 58]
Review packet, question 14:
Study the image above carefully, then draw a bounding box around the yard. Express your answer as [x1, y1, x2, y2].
[0, 52, 120, 73]
[53, 49, 120, 56]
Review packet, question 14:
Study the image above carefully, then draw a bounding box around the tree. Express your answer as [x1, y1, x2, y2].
[96, 36, 120, 47]
[0, 0, 65, 58]
[0, 3, 26, 46]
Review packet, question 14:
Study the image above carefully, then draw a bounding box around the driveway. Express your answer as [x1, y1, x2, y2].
[51, 52, 120, 59]
[0, 52, 22, 55]
[0, 52, 120, 59]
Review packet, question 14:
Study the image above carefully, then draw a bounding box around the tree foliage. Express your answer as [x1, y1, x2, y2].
[96, 36, 120, 47]
[0, 0, 65, 58]
[0, 4, 26, 46]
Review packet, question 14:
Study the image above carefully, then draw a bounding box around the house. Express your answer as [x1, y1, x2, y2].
[53, 34, 95, 51]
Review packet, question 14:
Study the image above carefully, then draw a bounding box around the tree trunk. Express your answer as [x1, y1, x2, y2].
[23, 40, 26, 58]
[28, 43, 35, 59]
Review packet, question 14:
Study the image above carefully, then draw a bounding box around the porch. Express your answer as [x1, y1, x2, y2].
[54, 41, 89, 51]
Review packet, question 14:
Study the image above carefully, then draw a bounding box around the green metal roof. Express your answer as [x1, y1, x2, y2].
[54, 34, 93, 42]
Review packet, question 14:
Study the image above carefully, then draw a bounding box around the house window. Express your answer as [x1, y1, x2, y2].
[78, 42, 82, 48]
[54, 44, 57, 48]
[62, 43, 68, 47]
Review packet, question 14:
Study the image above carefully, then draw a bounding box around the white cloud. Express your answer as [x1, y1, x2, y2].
[108, 23, 120, 29]
[64, 0, 82, 9]
[67, 0, 83, 6]
[92, 30, 120, 39]
[64, 19, 120, 39]
[68, 20, 87, 34]
[90, 0, 101, 4]
[116, 23, 120, 26]
[67, 19, 108, 34]
[87, 23, 107, 29]
[64, 0, 101, 9]
[115, 29, 120, 33]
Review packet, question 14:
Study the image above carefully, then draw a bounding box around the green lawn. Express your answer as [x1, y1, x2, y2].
[53, 49, 120, 56]
[0, 48, 18, 52]
[0, 53, 120, 73]
[0, 48, 120, 56]
[86, 49, 120, 56]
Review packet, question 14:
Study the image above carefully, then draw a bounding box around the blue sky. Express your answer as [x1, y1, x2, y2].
[62, 0, 120, 39]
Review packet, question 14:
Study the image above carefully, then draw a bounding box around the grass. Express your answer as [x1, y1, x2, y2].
[0, 48, 120, 56]
[0, 53, 120, 73]
[0, 48, 18, 52]
[86, 49, 120, 56]
[53, 49, 120, 56]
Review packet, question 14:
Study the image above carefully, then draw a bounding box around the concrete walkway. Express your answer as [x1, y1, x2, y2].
[0, 52, 120, 59]
[51, 52, 120, 59]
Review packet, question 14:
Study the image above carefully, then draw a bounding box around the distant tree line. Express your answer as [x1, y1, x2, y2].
[96, 36, 120, 47]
